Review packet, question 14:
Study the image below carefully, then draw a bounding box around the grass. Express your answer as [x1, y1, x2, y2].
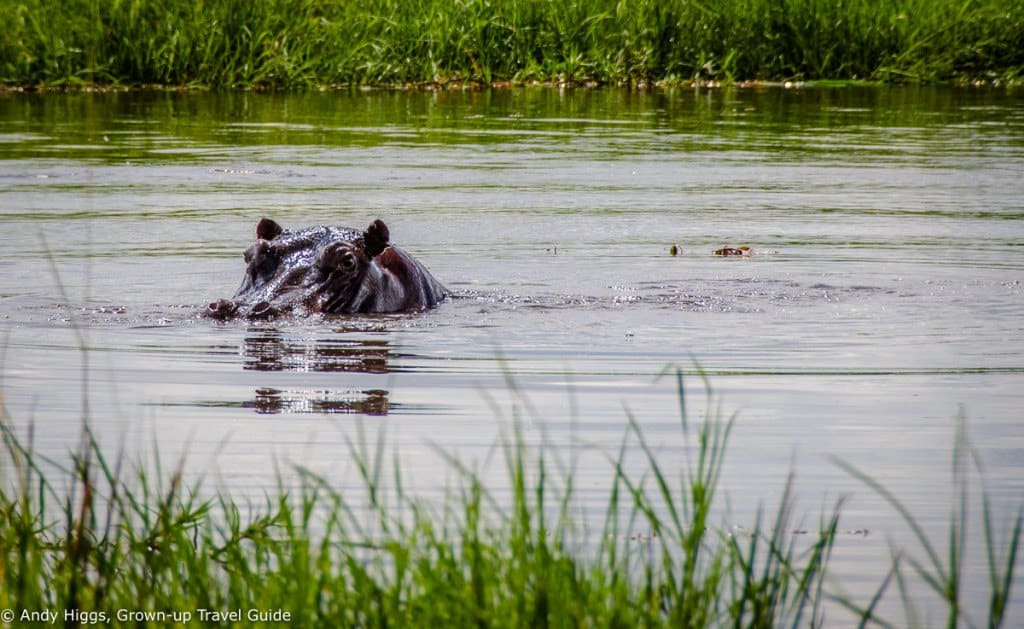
[1, 367, 1020, 627]
[1, 0, 1022, 88]
[831, 415, 1023, 628]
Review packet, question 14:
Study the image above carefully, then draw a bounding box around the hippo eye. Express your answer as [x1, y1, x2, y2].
[244, 240, 275, 266]
[315, 242, 362, 277]
[255, 246, 280, 271]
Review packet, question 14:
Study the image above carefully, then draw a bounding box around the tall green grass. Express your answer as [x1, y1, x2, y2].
[1, 369, 1020, 626]
[1, 0, 1022, 88]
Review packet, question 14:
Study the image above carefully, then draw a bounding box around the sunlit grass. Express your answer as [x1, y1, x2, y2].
[1, 367, 1019, 626]
[1, 0, 1022, 88]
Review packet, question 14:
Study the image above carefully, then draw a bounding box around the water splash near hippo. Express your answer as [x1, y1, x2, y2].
[207, 218, 448, 320]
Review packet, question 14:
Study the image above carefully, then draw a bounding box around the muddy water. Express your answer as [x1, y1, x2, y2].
[1, 87, 1023, 622]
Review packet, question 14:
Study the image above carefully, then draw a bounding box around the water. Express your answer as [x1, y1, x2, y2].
[2, 86, 1023, 623]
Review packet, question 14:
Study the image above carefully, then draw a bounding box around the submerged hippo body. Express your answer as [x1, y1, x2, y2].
[208, 218, 448, 320]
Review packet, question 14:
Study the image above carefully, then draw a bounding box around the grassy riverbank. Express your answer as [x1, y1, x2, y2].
[1, 0, 1022, 89]
[1, 372, 1020, 627]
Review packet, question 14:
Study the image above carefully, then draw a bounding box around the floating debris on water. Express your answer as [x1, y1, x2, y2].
[729, 524, 869, 538]
[713, 246, 754, 256]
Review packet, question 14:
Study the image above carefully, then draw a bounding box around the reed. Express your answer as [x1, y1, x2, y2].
[1, 0, 1021, 88]
[1, 368, 1018, 626]
[831, 414, 1023, 628]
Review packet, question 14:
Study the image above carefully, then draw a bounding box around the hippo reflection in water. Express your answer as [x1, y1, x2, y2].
[207, 218, 448, 320]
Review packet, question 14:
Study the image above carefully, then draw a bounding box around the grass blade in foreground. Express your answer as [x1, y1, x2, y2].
[831, 415, 1022, 628]
[1, 369, 1020, 626]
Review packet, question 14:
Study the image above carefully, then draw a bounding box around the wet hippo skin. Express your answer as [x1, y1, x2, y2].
[207, 218, 448, 320]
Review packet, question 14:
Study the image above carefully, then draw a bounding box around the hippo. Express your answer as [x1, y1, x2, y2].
[207, 218, 448, 320]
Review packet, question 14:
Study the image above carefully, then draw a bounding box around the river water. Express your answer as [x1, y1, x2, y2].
[1, 86, 1022, 624]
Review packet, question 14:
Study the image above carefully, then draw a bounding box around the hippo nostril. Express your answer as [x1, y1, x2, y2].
[250, 301, 278, 320]
[206, 298, 237, 320]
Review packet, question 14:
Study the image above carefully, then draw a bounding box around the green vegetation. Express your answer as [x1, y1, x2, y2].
[1, 370, 1020, 627]
[1, 0, 1022, 88]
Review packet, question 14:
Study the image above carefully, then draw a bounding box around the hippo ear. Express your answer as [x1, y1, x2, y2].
[256, 218, 283, 241]
[362, 219, 390, 258]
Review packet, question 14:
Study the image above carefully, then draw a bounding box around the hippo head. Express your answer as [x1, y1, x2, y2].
[207, 218, 446, 320]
